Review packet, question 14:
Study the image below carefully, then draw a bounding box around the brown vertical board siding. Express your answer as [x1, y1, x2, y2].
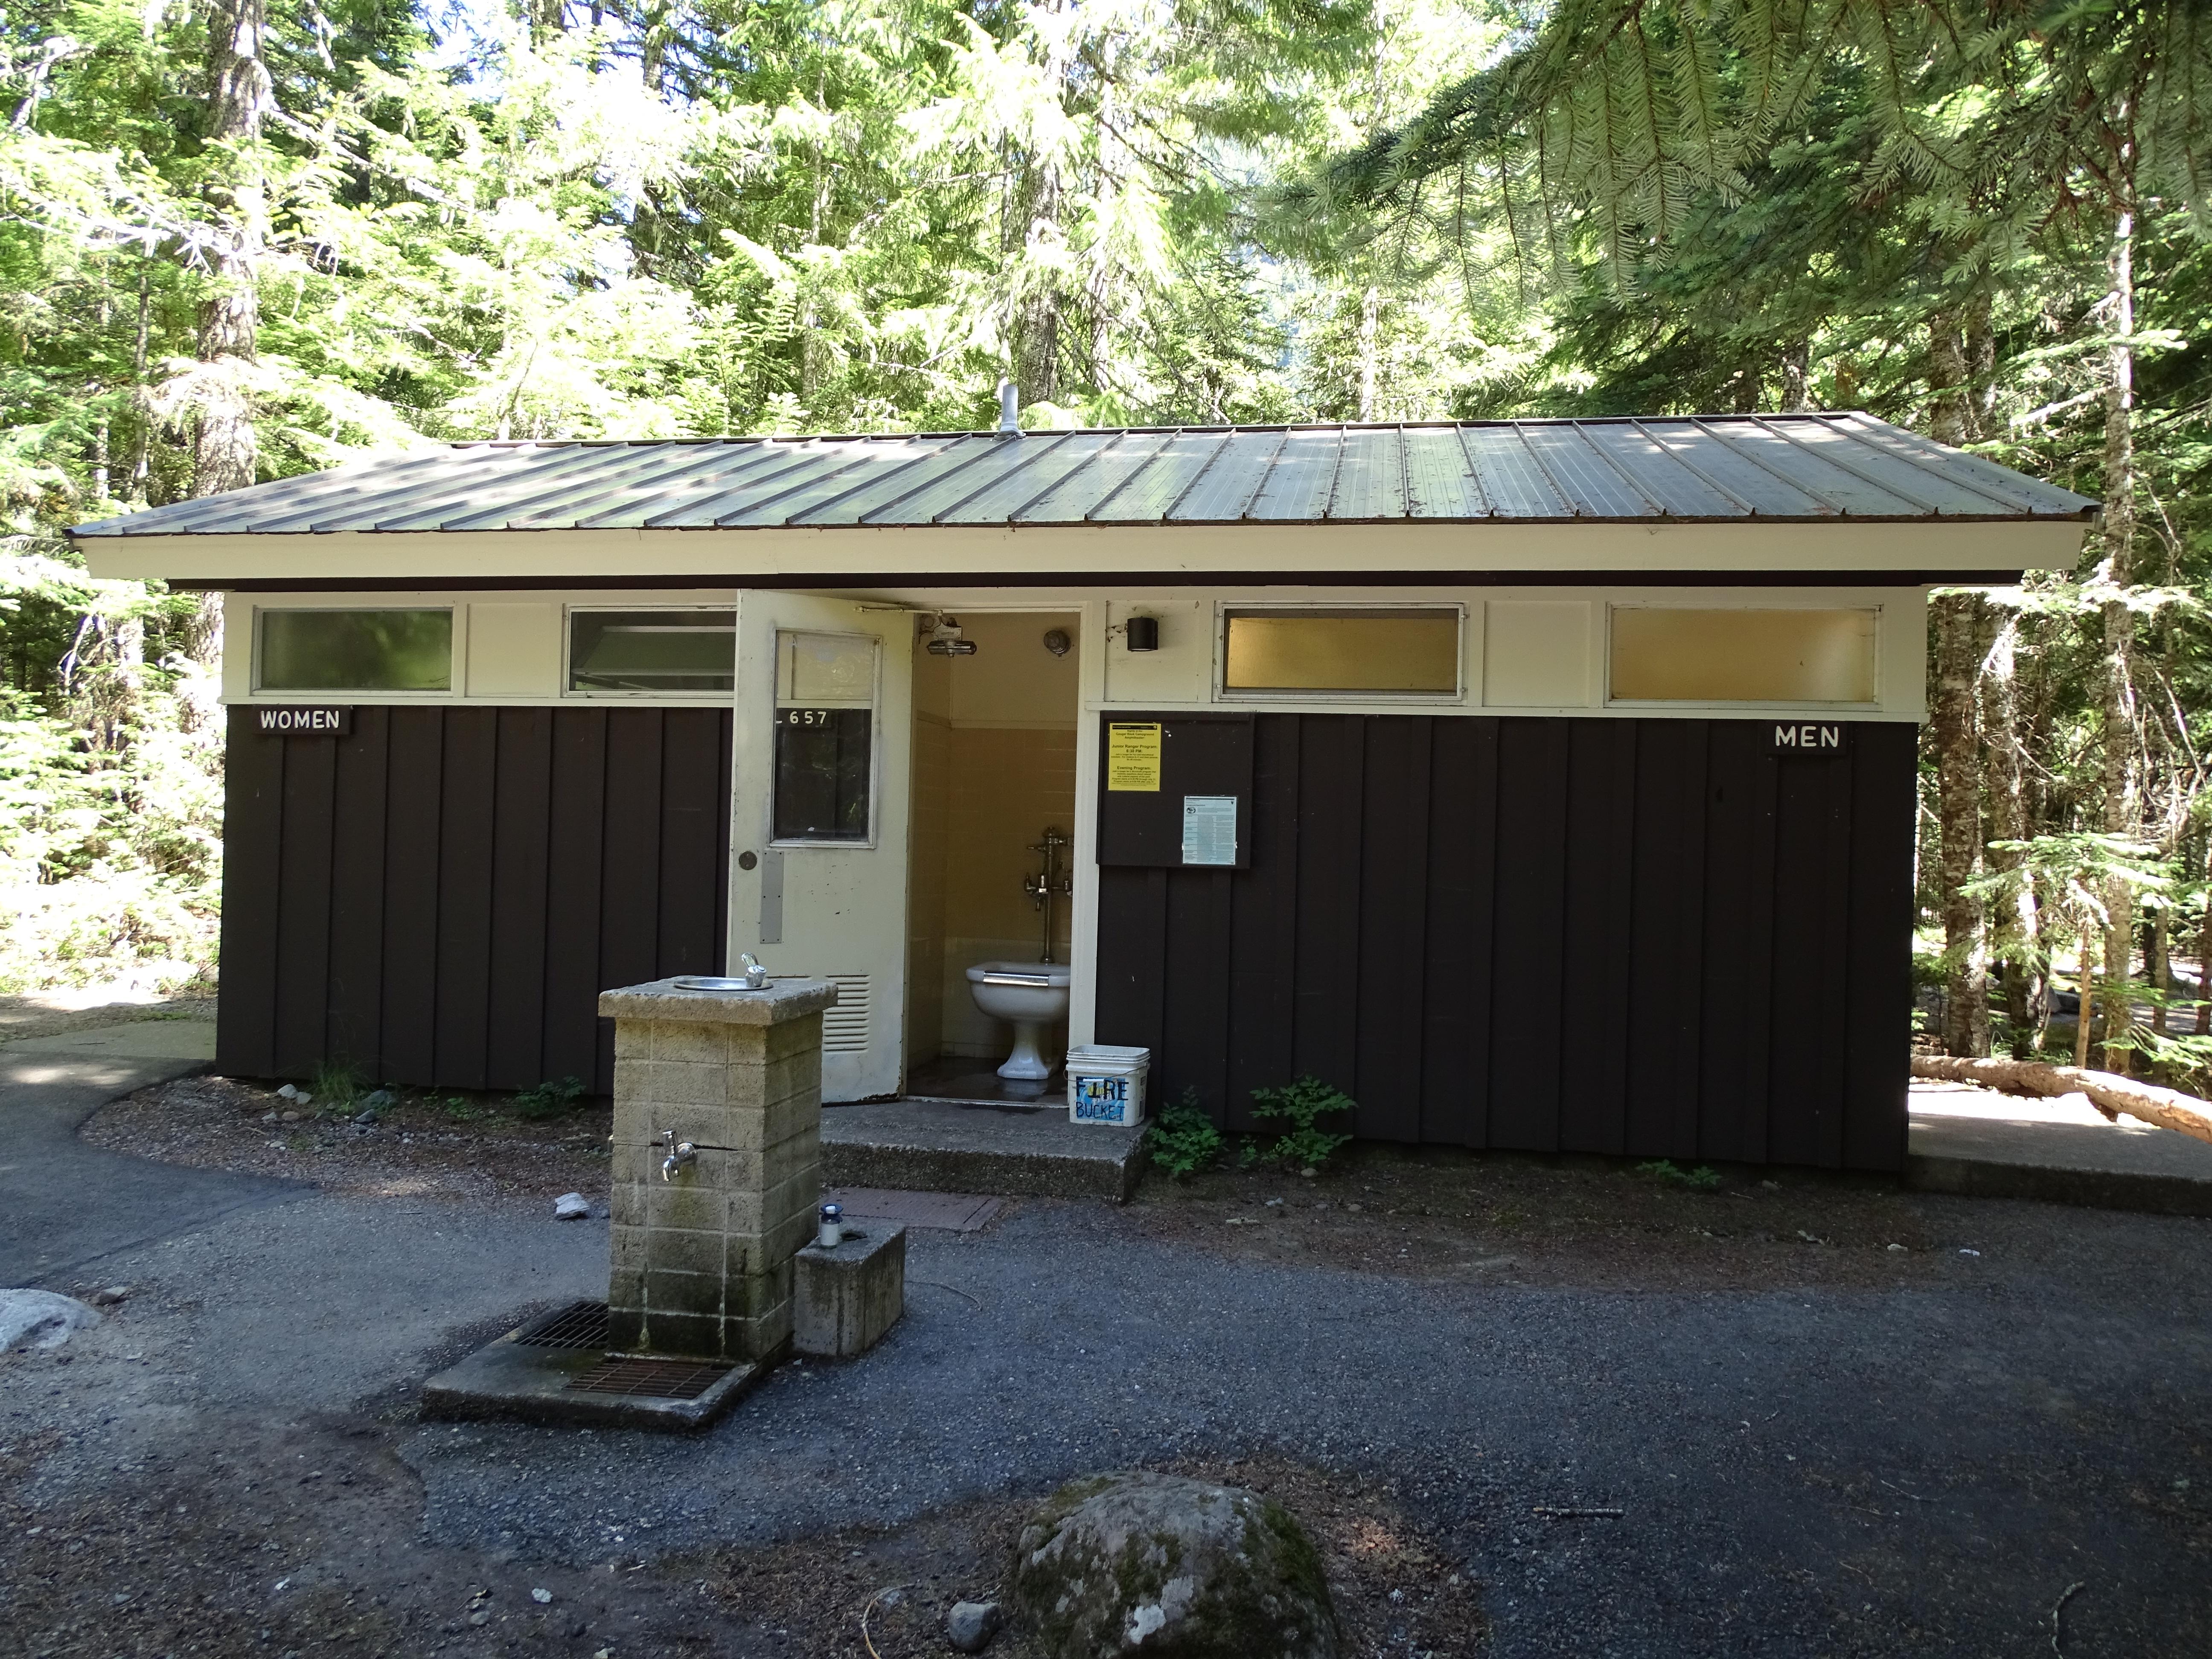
[378, 708, 445, 1085]
[1353, 716, 1431, 1141]
[656, 710, 725, 978]
[486, 708, 554, 1088]
[1418, 718, 1499, 1147]
[1162, 870, 1234, 1117]
[1765, 754, 1853, 1166]
[1695, 724, 1782, 1163]
[1089, 710, 1912, 1170]
[434, 709, 499, 1087]
[271, 732, 337, 1079]
[595, 710, 667, 1089]
[1096, 866, 1170, 1070]
[224, 700, 1915, 1168]
[1559, 720, 1638, 1153]
[1223, 716, 1300, 1133]
[221, 702, 732, 1100]
[1623, 721, 1706, 1155]
[1842, 723, 1916, 1170]
[1486, 720, 1571, 1150]
[1291, 716, 1363, 1094]
[542, 710, 610, 1091]
[324, 710, 390, 1073]
[217, 707, 286, 1077]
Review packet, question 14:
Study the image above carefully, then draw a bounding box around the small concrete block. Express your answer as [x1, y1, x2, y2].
[794, 1225, 906, 1359]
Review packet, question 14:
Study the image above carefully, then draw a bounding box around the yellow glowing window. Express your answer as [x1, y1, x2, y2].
[1609, 608, 1877, 704]
[1222, 610, 1460, 696]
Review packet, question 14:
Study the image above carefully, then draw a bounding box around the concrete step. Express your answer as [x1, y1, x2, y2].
[820, 1099, 1145, 1202]
[1906, 1080, 2212, 1217]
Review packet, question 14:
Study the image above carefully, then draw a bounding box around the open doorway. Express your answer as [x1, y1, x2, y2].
[904, 610, 1080, 1103]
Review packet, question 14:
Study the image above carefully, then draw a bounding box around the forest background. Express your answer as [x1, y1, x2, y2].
[0, 0, 2205, 1083]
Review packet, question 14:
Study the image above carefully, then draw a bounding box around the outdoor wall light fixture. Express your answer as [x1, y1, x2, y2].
[1124, 615, 1160, 652]
[926, 615, 978, 655]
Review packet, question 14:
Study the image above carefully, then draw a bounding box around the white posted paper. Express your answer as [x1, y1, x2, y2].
[1181, 795, 1238, 867]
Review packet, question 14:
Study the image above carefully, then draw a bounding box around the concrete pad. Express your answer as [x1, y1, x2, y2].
[826, 1186, 1002, 1232]
[1907, 1080, 2212, 1216]
[422, 1310, 763, 1432]
[821, 1100, 1144, 1202]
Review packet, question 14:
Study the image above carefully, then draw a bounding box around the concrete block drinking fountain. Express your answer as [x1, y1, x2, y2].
[424, 970, 903, 1431]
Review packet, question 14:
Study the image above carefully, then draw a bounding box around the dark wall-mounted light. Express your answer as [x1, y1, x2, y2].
[1124, 615, 1160, 652]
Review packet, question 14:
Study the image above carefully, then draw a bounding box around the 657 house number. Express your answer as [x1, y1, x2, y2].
[781, 707, 839, 727]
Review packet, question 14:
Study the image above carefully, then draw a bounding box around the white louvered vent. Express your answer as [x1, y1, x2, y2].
[822, 974, 870, 1053]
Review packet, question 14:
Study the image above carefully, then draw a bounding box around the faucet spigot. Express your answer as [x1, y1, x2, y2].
[737, 952, 768, 990]
[658, 1129, 697, 1182]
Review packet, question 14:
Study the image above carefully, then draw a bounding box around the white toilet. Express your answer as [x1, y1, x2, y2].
[965, 960, 1073, 1080]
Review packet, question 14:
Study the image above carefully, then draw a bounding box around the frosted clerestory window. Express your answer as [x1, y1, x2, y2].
[1222, 609, 1460, 696]
[258, 608, 452, 692]
[1609, 607, 1878, 704]
[569, 608, 735, 693]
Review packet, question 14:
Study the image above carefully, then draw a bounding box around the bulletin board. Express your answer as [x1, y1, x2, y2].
[1095, 712, 1254, 869]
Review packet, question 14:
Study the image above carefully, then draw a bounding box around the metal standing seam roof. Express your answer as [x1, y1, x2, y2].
[70, 413, 2097, 538]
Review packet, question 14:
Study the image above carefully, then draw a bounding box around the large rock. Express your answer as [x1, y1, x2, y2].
[0, 1289, 103, 1352]
[1008, 1472, 1338, 1658]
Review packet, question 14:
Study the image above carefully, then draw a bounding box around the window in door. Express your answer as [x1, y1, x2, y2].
[772, 630, 876, 841]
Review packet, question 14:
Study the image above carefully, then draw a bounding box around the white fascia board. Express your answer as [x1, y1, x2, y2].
[81, 518, 2088, 585]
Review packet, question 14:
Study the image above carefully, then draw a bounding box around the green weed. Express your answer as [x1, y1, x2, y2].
[1145, 1089, 1224, 1178]
[1249, 1075, 1355, 1173]
[512, 1076, 587, 1120]
[1637, 1158, 1723, 1192]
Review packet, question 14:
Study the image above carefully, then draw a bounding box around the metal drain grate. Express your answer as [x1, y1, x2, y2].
[514, 1301, 610, 1351]
[565, 1356, 734, 1400]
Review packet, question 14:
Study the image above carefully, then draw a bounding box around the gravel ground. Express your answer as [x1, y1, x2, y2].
[84, 1073, 613, 1205]
[5, 1166, 2208, 1658]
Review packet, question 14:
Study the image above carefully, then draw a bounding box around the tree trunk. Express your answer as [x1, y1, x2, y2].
[2197, 857, 2212, 1037]
[2099, 201, 2139, 1074]
[2149, 912, 2170, 1039]
[1778, 339, 1811, 412]
[1356, 286, 1380, 421]
[1911, 1054, 2212, 1149]
[1927, 317, 1968, 445]
[193, 0, 268, 502]
[1979, 606, 2038, 1056]
[1964, 290, 1997, 440]
[181, 0, 272, 693]
[2075, 920, 2095, 1070]
[1932, 590, 1989, 1057]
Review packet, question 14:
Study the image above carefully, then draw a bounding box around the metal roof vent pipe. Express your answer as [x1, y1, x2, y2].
[997, 378, 1021, 435]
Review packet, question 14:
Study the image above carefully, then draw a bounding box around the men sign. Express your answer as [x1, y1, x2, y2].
[1768, 720, 1848, 756]
[256, 706, 352, 736]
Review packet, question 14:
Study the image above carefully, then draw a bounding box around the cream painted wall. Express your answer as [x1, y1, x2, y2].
[904, 710, 951, 1066]
[466, 602, 560, 697]
[226, 582, 1933, 720]
[223, 589, 738, 706]
[944, 611, 1080, 728]
[1484, 600, 1595, 707]
[1101, 599, 1210, 704]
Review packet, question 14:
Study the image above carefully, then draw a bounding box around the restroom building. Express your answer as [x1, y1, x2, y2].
[74, 416, 2094, 1171]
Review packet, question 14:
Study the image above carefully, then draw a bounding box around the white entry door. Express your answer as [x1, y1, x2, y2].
[729, 593, 912, 1101]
